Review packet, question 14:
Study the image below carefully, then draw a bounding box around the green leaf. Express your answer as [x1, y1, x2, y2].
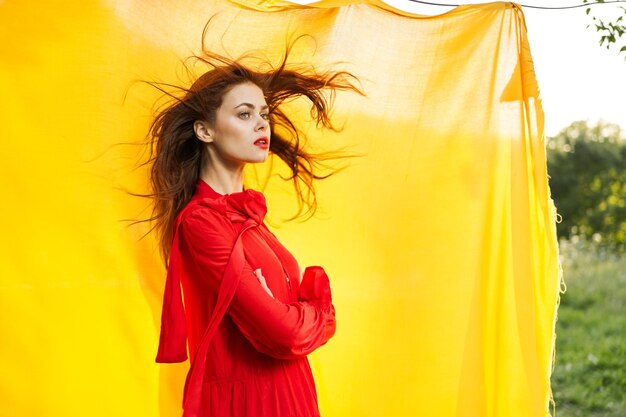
[587, 7, 591, 15]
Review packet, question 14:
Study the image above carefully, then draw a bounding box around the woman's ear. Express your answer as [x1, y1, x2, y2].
[194, 120, 214, 144]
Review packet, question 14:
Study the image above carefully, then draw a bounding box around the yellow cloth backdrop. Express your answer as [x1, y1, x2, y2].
[0, 1, 561, 416]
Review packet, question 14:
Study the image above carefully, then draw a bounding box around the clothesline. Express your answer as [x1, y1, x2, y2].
[407, 0, 626, 10]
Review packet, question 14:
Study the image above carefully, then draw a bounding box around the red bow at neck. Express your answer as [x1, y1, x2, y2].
[214, 189, 267, 225]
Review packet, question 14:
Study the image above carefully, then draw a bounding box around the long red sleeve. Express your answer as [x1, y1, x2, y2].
[179, 207, 336, 360]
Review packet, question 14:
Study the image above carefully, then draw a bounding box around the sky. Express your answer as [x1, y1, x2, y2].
[382, 0, 626, 137]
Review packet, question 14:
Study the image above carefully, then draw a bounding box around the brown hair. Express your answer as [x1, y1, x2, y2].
[142, 39, 363, 261]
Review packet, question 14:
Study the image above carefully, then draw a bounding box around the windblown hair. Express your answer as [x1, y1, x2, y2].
[142, 39, 363, 261]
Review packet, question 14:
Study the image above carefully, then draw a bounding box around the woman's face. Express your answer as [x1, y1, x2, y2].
[197, 82, 271, 168]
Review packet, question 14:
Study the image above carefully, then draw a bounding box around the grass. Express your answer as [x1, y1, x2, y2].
[551, 238, 626, 417]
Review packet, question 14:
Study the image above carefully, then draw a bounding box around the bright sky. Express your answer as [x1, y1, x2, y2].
[383, 0, 626, 136]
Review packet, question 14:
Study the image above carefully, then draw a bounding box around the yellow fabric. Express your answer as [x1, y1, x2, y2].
[0, 1, 560, 416]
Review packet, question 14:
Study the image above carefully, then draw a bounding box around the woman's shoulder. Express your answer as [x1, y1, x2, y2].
[179, 202, 237, 239]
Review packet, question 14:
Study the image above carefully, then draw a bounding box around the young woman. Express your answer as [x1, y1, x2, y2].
[147, 46, 361, 417]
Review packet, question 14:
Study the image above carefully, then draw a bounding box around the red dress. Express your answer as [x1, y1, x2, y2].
[156, 179, 336, 417]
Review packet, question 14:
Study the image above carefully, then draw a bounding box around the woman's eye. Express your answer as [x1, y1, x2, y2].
[238, 112, 250, 119]
[261, 113, 270, 120]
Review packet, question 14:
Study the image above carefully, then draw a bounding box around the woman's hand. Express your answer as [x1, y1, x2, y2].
[299, 266, 332, 304]
[254, 268, 274, 298]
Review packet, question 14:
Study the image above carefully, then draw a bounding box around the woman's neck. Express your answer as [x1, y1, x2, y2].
[200, 163, 245, 195]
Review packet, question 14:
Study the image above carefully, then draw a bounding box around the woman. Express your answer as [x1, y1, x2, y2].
[147, 45, 362, 417]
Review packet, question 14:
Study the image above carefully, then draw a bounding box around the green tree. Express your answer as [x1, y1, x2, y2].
[583, 0, 626, 57]
[547, 120, 626, 251]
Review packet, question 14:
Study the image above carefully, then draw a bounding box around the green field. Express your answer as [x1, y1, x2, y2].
[551, 238, 626, 417]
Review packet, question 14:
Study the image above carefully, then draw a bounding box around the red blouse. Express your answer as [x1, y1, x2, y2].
[156, 179, 336, 417]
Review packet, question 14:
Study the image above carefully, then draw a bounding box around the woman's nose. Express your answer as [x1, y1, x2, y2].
[256, 117, 269, 131]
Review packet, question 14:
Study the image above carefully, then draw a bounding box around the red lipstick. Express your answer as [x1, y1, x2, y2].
[254, 137, 269, 149]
